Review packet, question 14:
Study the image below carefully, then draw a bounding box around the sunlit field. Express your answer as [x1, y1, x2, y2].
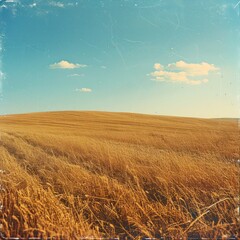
[0, 111, 239, 239]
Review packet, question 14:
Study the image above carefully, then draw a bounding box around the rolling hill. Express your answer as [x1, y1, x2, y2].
[0, 111, 239, 238]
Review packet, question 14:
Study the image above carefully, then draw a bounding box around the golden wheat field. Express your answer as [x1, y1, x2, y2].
[0, 111, 239, 239]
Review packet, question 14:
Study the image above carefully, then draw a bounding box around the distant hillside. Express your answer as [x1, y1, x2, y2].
[0, 111, 238, 134]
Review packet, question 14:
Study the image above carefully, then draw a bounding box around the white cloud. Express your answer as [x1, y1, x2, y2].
[150, 60, 219, 85]
[167, 61, 219, 76]
[50, 60, 87, 69]
[75, 88, 92, 93]
[154, 63, 164, 70]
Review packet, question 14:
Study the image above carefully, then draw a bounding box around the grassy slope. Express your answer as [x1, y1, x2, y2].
[0, 111, 239, 238]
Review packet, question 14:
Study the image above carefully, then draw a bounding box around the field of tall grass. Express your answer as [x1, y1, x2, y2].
[0, 111, 239, 239]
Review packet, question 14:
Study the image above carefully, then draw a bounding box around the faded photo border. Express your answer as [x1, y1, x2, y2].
[0, 0, 240, 239]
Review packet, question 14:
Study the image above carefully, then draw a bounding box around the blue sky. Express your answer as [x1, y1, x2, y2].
[0, 0, 239, 118]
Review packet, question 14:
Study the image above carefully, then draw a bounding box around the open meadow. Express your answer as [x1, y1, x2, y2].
[0, 111, 239, 238]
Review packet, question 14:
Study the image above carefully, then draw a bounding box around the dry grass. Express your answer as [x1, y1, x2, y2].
[0, 111, 239, 238]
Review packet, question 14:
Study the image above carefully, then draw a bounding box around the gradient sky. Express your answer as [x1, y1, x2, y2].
[0, 0, 239, 118]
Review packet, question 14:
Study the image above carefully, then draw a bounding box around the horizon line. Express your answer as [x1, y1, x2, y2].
[0, 110, 239, 121]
